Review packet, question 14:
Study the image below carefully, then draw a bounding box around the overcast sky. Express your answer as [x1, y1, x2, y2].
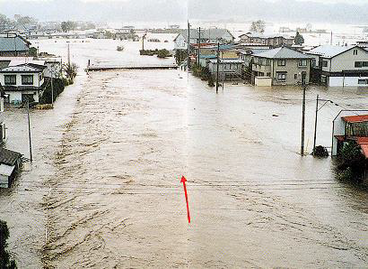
[0, 0, 367, 24]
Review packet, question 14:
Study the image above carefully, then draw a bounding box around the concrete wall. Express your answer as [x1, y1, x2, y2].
[255, 77, 272, 87]
[329, 76, 368, 87]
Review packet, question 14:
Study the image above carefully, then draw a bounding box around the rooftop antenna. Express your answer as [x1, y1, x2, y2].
[330, 31, 333, 46]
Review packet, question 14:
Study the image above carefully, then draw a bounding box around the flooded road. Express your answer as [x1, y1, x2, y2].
[0, 38, 368, 268]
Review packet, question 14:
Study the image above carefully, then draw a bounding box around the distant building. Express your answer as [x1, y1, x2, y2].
[251, 47, 313, 86]
[0, 33, 31, 56]
[238, 32, 294, 48]
[174, 29, 235, 50]
[306, 45, 368, 87]
[208, 59, 243, 81]
[0, 63, 47, 104]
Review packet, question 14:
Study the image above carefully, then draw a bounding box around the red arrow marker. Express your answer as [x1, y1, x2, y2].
[181, 176, 191, 223]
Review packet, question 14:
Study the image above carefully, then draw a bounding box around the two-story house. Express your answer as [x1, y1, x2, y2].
[306, 45, 368, 87]
[238, 32, 294, 48]
[251, 47, 313, 86]
[208, 59, 244, 81]
[174, 29, 235, 51]
[0, 63, 47, 104]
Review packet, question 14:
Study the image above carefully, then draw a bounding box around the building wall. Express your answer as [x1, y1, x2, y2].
[271, 58, 311, 85]
[174, 34, 186, 50]
[6, 90, 41, 104]
[330, 47, 368, 72]
[0, 72, 43, 87]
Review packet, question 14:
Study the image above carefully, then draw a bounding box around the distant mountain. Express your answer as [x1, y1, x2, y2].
[0, 0, 367, 24]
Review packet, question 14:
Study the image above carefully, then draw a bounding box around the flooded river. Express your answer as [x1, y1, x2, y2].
[0, 37, 368, 268]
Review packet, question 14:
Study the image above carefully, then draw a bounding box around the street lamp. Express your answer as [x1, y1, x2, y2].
[312, 95, 336, 155]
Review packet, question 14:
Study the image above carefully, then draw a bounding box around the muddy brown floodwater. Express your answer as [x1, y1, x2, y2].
[0, 38, 368, 268]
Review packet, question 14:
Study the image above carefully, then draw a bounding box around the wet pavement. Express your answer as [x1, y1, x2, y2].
[0, 38, 368, 268]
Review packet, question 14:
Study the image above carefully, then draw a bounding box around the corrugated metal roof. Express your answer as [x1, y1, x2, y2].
[0, 36, 30, 52]
[307, 45, 360, 58]
[253, 47, 312, 59]
[342, 114, 368, 123]
[0, 148, 22, 166]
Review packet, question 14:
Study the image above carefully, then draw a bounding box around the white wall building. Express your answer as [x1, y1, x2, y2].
[307, 45, 368, 87]
[0, 63, 47, 104]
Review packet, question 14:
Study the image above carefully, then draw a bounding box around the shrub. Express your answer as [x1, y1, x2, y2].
[335, 141, 366, 182]
[313, 145, 329, 158]
[0, 220, 17, 269]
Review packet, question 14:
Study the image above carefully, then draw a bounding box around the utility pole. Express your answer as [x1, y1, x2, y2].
[27, 100, 33, 163]
[67, 44, 71, 65]
[330, 31, 333, 46]
[142, 33, 146, 51]
[301, 72, 306, 156]
[187, 21, 191, 71]
[313, 94, 319, 155]
[197, 27, 201, 66]
[216, 41, 220, 94]
[51, 73, 54, 108]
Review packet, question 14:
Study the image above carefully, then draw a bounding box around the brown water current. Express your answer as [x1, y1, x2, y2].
[0, 38, 367, 268]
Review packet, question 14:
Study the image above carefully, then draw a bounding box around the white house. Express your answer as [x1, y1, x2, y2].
[0, 63, 47, 104]
[306, 45, 368, 87]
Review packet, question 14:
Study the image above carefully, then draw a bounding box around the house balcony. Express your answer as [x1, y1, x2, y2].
[252, 64, 271, 74]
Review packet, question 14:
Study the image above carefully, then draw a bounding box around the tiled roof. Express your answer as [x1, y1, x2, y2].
[342, 114, 368, 123]
[253, 47, 312, 59]
[0, 36, 30, 52]
[0, 63, 46, 73]
[0, 148, 22, 166]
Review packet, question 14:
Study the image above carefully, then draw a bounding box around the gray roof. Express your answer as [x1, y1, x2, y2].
[0, 36, 30, 52]
[253, 47, 312, 59]
[175, 29, 234, 42]
[307, 45, 362, 58]
[0, 148, 22, 166]
[239, 32, 293, 40]
[0, 63, 46, 73]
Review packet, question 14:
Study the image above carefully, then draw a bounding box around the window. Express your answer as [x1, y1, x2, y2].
[358, 79, 368, 85]
[354, 61, 368, 68]
[4, 75, 16, 85]
[277, 72, 287, 81]
[22, 75, 34, 85]
[353, 49, 358, 55]
[299, 59, 307, 67]
[322, 60, 328, 68]
[277, 59, 286, 66]
[267, 72, 271, 77]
